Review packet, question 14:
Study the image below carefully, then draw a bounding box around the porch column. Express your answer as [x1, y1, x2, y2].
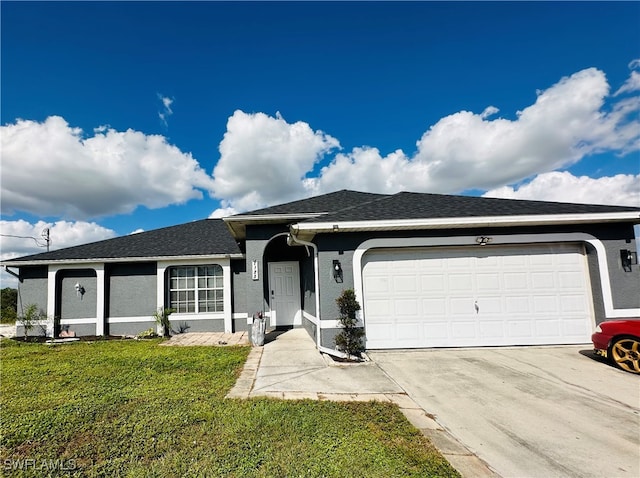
[156, 263, 167, 335]
[46, 266, 58, 337]
[223, 261, 232, 332]
[95, 265, 105, 336]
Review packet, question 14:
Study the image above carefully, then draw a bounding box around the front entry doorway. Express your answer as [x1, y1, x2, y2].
[268, 261, 301, 327]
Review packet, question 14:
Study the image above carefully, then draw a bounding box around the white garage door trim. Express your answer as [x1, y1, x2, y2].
[353, 233, 640, 324]
[362, 243, 593, 349]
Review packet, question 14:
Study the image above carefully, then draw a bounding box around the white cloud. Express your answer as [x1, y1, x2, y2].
[1, 116, 215, 219]
[211, 110, 340, 212]
[483, 171, 640, 207]
[0, 220, 116, 288]
[615, 71, 640, 96]
[158, 94, 174, 126]
[209, 205, 237, 218]
[129, 229, 145, 235]
[305, 67, 639, 197]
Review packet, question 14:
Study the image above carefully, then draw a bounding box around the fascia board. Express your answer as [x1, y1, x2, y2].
[292, 212, 640, 233]
[1, 253, 246, 267]
[224, 213, 324, 223]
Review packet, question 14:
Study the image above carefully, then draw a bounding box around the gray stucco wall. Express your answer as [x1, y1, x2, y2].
[303, 315, 317, 343]
[599, 235, 639, 309]
[169, 318, 225, 333]
[108, 320, 156, 336]
[245, 225, 285, 321]
[312, 222, 640, 345]
[60, 323, 97, 337]
[59, 270, 97, 320]
[18, 266, 48, 317]
[245, 224, 312, 327]
[231, 259, 247, 320]
[107, 263, 157, 318]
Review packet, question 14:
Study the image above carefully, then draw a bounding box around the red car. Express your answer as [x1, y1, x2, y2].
[592, 320, 640, 374]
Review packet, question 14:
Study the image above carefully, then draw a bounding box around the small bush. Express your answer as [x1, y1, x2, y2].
[334, 289, 365, 359]
[19, 303, 47, 340]
[153, 307, 175, 338]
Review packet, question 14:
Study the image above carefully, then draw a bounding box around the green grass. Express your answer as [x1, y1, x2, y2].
[0, 339, 459, 478]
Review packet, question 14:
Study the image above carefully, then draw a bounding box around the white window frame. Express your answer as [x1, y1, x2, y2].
[168, 265, 224, 314]
[157, 258, 233, 333]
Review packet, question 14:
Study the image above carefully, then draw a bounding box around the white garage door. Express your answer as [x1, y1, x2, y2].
[362, 244, 593, 349]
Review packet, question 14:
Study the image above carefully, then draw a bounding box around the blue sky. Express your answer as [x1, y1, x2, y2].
[1, 1, 639, 283]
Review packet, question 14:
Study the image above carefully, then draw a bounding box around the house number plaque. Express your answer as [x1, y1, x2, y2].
[252, 260, 259, 280]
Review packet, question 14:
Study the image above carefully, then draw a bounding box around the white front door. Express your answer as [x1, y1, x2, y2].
[268, 261, 301, 326]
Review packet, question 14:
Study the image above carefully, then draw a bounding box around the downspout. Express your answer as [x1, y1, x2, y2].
[287, 232, 349, 359]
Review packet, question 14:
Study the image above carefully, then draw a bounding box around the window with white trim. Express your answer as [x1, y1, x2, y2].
[169, 265, 224, 313]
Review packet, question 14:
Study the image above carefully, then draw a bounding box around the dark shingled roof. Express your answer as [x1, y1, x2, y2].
[231, 190, 388, 216]
[6, 190, 638, 264]
[302, 192, 640, 223]
[6, 219, 241, 263]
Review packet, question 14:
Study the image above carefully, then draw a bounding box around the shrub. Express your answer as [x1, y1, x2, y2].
[19, 304, 46, 340]
[152, 307, 175, 338]
[334, 289, 364, 359]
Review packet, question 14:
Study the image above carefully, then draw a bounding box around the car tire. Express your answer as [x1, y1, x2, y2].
[609, 335, 640, 374]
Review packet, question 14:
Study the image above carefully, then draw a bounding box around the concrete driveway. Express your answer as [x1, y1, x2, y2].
[369, 346, 640, 478]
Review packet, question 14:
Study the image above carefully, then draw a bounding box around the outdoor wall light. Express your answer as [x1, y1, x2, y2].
[476, 236, 493, 246]
[620, 249, 637, 272]
[333, 260, 343, 282]
[332, 224, 339, 232]
[74, 282, 86, 299]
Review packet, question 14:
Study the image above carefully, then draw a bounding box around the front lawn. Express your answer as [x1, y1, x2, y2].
[0, 339, 458, 477]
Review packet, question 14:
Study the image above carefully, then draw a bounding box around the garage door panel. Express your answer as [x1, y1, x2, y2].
[452, 321, 478, 339]
[365, 299, 391, 317]
[394, 275, 418, 293]
[363, 244, 593, 349]
[364, 276, 391, 294]
[504, 272, 528, 290]
[531, 272, 555, 289]
[450, 297, 474, 315]
[508, 320, 533, 337]
[478, 296, 502, 314]
[533, 296, 559, 313]
[397, 322, 420, 340]
[477, 273, 500, 290]
[559, 271, 585, 288]
[448, 256, 474, 268]
[423, 321, 450, 340]
[560, 295, 589, 313]
[395, 298, 418, 316]
[421, 275, 445, 292]
[423, 298, 447, 314]
[449, 274, 473, 290]
[505, 296, 531, 314]
[535, 319, 560, 337]
[479, 321, 504, 338]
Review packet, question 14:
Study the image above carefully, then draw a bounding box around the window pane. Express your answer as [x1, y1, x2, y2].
[198, 278, 206, 288]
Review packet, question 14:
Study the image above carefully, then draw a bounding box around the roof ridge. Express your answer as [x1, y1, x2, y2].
[312, 191, 395, 219]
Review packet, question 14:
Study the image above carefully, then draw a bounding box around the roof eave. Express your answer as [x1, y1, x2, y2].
[1, 253, 246, 267]
[223, 213, 325, 240]
[291, 212, 640, 234]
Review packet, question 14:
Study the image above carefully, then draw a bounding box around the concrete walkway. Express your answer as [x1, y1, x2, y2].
[0, 324, 16, 338]
[160, 331, 249, 346]
[226, 328, 498, 477]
